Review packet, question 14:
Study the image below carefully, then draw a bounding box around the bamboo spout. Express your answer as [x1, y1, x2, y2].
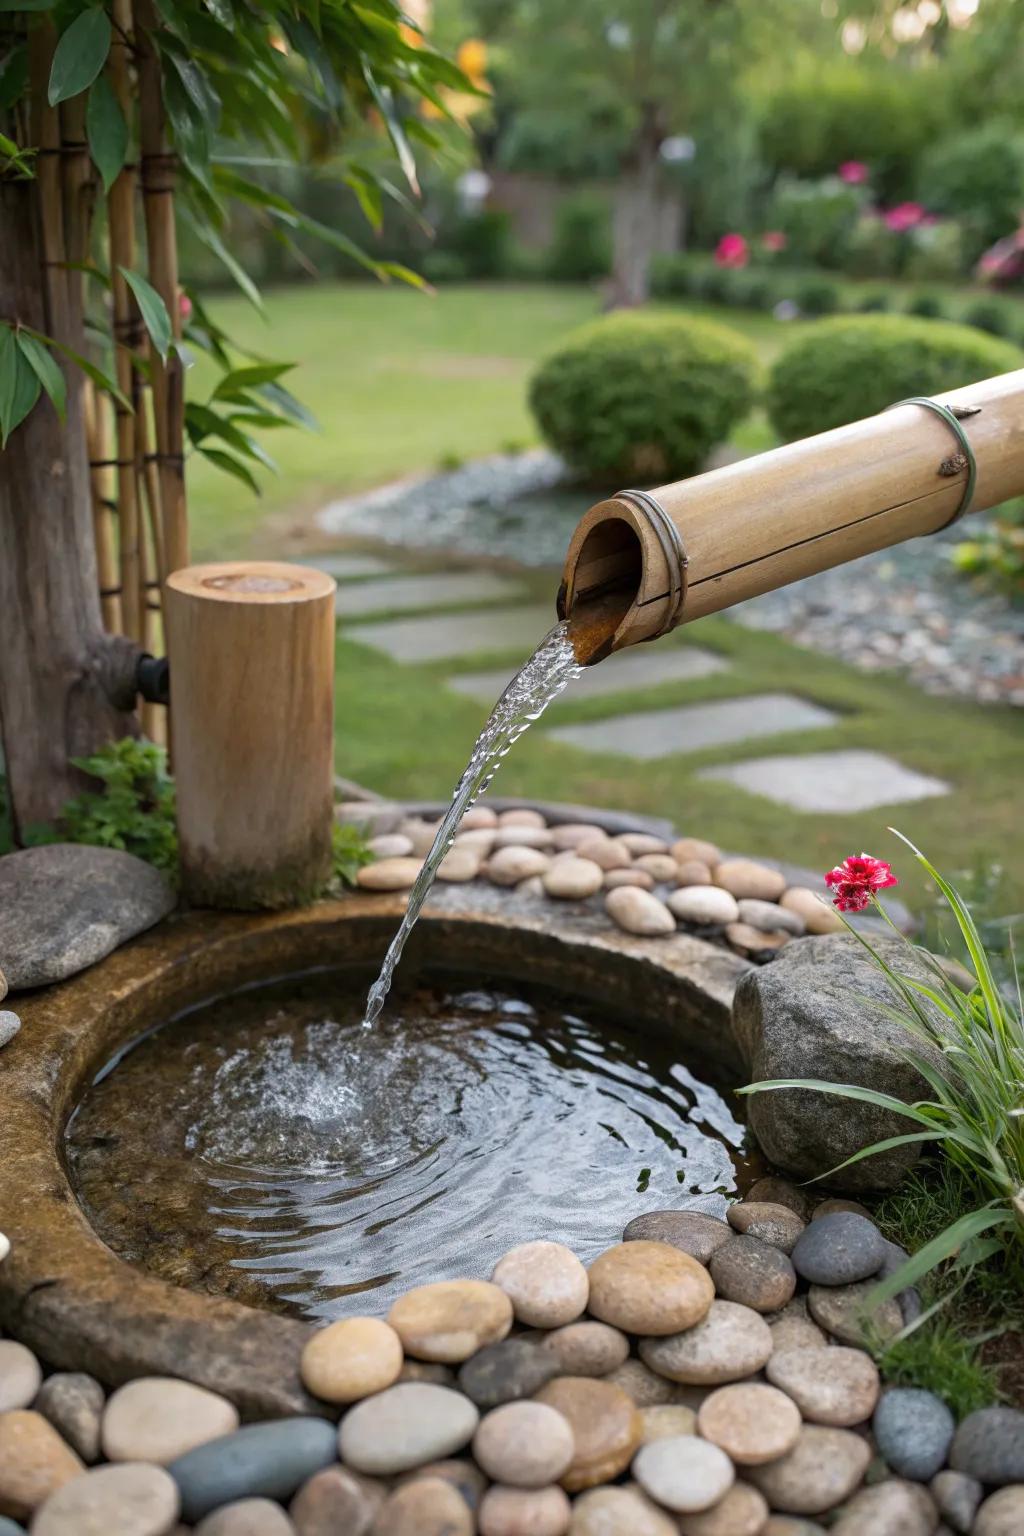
[560, 368, 1024, 663]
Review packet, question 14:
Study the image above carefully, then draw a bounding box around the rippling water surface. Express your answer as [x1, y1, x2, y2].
[68, 971, 748, 1319]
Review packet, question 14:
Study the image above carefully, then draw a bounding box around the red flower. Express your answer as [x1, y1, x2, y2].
[825, 853, 899, 912]
[714, 233, 749, 268]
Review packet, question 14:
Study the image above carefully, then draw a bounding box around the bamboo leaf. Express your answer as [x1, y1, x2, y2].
[259, 379, 318, 431]
[86, 75, 127, 192]
[187, 218, 264, 312]
[118, 267, 172, 361]
[0, 342, 41, 446]
[0, 325, 18, 444]
[49, 8, 111, 106]
[212, 362, 295, 397]
[25, 329, 131, 411]
[197, 444, 261, 494]
[16, 332, 66, 422]
[362, 62, 418, 194]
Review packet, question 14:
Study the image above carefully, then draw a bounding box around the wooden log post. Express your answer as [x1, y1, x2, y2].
[164, 563, 337, 909]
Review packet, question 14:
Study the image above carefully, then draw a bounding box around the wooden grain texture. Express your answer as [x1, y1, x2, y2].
[563, 368, 1024, 653]
[164, 563, 337, 909]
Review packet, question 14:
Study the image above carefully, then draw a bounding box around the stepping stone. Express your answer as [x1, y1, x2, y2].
[448, 645, 729, 706]
[547, 694, 837, 760]
[336, 571, 523, 619]
[346, 604, 555, 664]
[298, 553, 393, 579]
[698, 749, 950, 811]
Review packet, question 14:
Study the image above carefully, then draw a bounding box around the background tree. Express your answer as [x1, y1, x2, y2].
[0, 0, 468, 839]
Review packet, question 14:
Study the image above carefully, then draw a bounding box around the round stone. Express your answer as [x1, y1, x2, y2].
[388, 1279, 513, 1362]
[604, 1360, 683, 1407]
[639, 1300, 773, 1385]
[534, 1377, 641, 1492]
[486, 847, 552, 885]
[550, 823, 600, 850]
[710, 1235, 797, 1312]
[829, 1480, 937, 1536]
[356, 856, 421, 891]
[974, 1487, 1024, 1536]
[461, 806, 499, 829]
[0, 1340, 42, 1411]
[500, 809, 547, 828]
[577, 838, 632, 871]
[542, 859, 604, 900]
[676, 1483, 769, 1536]
[0, 1010, 21, 1048]
[930, 1468, 983, 1533]
[289, 1465, 386, 1536]
[634, 854, 679, 882]
[633, 1434, 735, 1513]
[492, 1241, 589, 1327]
[698, 1382, 802, 1465]
[808, 1280, 902, 1347]
[674, 860, 713, 888]
[616, 834, 670, 856]
[587, 1241, 714, 1335]
[671, 838, 722, 866]
[540, 1322, 629, 1378]
[780, 887, 843, 934]
[400, 818, 441, 854]
[745, 1426, 871, 1515]
[737, 898, 805, 936]
[494, 826, 554, 849]
[604, 867, 654, 890]
[454, 828, 497, 856]
[767, 1346, 878, 1426]
[745, 1178, 813, 1221]
[478, 1484, 571, 1536]
[810, 1199, 872, 1221]
[667, 887, 740, 926]
[102, 1376, 239, 1465]
[398, 1360, 457, 1387]
[604, 887, 675, 936]
[31, 1463, 179, 1536]
[395, 1458, 486, 1513]
[761, 1523, 828, 1536]
[714, 859, 786, 901]
[437, 847, 481, 882]
[873, 1387, 955, 1481]
[372, 1478, 472, 1536]
[624, 1209, 732, 1265]
[569, 1485, 678, 1535]
[727, 1201, 806, 1254]
[726, 922, 791, 955]
[34, 1372, 105, 1464]
[368, 833, 414, 858]
[766, 1298, 828, 1353]
[338, 1383, 479, 1475]
[473, 1402, 575, 1487]
[195, 1500, 295, 1536]
[170, 1419, 338, 1524]
[950, 1406, 1024, 1485]
[300, 1316, 403, 1404]
[792, 1212, 886, 1285]
[639, 1404, 697, 1443]
[0, 1410, 84, 1523]
[458, 1339, 559, 1408]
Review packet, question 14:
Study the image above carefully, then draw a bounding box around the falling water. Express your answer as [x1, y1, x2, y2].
[362, 620, 584, 1026]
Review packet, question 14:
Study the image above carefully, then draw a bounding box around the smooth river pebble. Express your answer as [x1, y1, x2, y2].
[388, 1279, 513, 1362]
[569, 1484, 678, 1535]
[807, 1280, 902, 1347]
[31, 1463, 180, 1536]
[829, 1480, 937, 1536]
[372, 1477, 473, 1536]
[639, 1300, 773, 1384]
[737, 898, 805, 935]
[604, 887, 675, 936]
[667, 887, 740, 926]
[0, 1011, 20, 1049]
[473, 1402, 574, 1487]
[973, 1487, 1024, 1536]
[33, 1372, 105, 1464]
[766, 1297, 828, 1354]
[458, 1339, 559, 1408]
[587, 1241, 714, 1335]
[486, 847, 552, 885]
[168, 1418, 337, 1523]
[745, 1426, 872, 1515]
[603, 1360, 683, 1407]
[339, 1382, 479, 1476]
[780, 886, 843, 933]
[791, 1212, 886, 1285]
[102, 1377, 239, 1465]
[727, 1201, 806, 1254]
[624, 1209, 733, 1266]
[479, 1484, 571, 1536]
[710, 1234, 796, 1312]
[672, 837, 722, 866]
[356, 856, 422, 891]
[604, 867, 654, 890]
[195, 1499, 295, 1536]
[745, 1177, 813, 1221]
[0, 1411, 83, 1522]
[714, 859, 786, 901]
[633, 1434, 735, 1513]
[290, 1464, 386, 1536]
[639, 1404, 697, 1442]
[0, 1342, 42, 1412]
[542, 858, 604, 900]
[697, 1382, 802, 1464]
[767, 1346, 879, 1426]
[534, 1377, 641, 1492]
[949, 1406, 1024, 1485]
[300, 1316, 403, 1404]
[930, 1468, 983, 1533]
[492, 1241, 589, 1328]
[676, 1483, 769, 1536]
[540, 1322, 629, 1378]
[873, 1386, 955, 1481]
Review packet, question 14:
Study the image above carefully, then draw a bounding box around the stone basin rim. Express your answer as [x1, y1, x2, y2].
[0, 894, 747, 1419]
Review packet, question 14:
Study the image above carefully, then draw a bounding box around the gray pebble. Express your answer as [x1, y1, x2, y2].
[709, 1235, 797, 1313]
[34, 1371, 105, 1463]
[877, 1240, 922, 1326]
[0, 1011, 20, 1049]
[791, 1212, 887, 1285]
[456, 1339, 558, 1408]
[949, 1406, 1024, 1486]
[930, 1469, 983, 1533]
[737, 899, 806, 936]
[623, 1210, 732, 1266]
[168, 1418, 337, 1524]
[0, 1520, 26, 1536]
[874, 1387, 955, 1481]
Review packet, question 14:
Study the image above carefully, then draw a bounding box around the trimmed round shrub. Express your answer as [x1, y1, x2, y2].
[529, 311, 759, 483]
[962, 298, 1016, 339]
[906, 292, 946, 320]
[766, 315, 1021, 442]
[795, 277, 841, 316]
[856, 292, 890, 312]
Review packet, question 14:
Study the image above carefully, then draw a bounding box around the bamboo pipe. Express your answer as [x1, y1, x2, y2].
[560, 368, 1024, 662]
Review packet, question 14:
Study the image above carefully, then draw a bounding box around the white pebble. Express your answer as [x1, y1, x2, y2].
[486, 847, 552, 886]
[605, 887, 676, 936]
[542, 859, 604, 900]
[368, 834, 414, 859]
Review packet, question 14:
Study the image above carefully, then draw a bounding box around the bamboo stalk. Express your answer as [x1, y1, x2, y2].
[86, 384, 122, 633]
[562, 368, 1024, 659]
[107, 0, 143, 644]
[59, 92, 95, 347]
[135, 0, 187, 579]
[27, 21, 70, 345]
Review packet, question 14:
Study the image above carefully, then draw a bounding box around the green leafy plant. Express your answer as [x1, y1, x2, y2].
[953, 500, 1024, 598]
[529, 310, 759, 484]
[25, 738, 178, 878]
[766, 315, 1022, 441]
[740, 832, 1024, 1320]
[546, 192, 611, 283]
[329, 820, 373, 891]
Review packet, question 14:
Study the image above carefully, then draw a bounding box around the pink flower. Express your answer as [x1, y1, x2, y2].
[714, 233, 749, 268]
[761, 230, 787, 253]
[839, 161, 869, 184]
[179, 291, 193, 321]
[825, 853, 899, 913]
[884, 202, 926, 232]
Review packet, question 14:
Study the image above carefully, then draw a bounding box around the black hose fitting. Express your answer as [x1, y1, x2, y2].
[136, 653, 170, 706]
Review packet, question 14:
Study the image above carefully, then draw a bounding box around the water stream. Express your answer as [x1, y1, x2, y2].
[362, 619, 584, 1025]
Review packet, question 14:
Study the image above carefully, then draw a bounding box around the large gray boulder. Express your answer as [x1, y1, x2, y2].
[732, 933, 950, 1191]
[0, 844, 175, 991]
